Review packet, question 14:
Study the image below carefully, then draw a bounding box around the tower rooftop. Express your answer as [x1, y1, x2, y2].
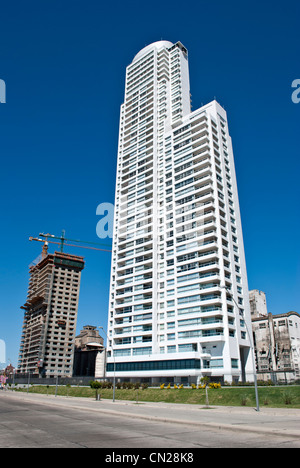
[133, 40, 174, 62]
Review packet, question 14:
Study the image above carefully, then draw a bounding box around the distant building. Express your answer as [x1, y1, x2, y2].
[249, 290, 268, 318]
[18, 249, 85, 378]
[252, 311, 300, 383]
[75, 325, 104, 349]
[3, 364, 15, 377]
[73, 326, 106, 378]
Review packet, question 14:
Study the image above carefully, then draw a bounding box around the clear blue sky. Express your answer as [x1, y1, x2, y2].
[0, 0, 299, 367]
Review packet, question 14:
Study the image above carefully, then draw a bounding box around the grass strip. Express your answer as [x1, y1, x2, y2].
[15, 385, 300, 408]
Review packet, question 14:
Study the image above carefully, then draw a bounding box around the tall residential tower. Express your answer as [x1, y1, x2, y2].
[106, 41, 254, 385]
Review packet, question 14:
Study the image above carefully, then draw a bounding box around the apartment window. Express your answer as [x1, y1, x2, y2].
[133, 347, 152, 356]
[210, 359, 224, 368]
[107, 359, 201, 372]
[178, 294, 200, 304]
[231, 359, 239, 368]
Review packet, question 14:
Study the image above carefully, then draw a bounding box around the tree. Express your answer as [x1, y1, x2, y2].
[90, 380, 102, 400]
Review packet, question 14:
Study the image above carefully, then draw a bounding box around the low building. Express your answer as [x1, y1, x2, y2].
[252, 311, 300, 383]
[3, 364, 15, 377]
[73, 326, 106, 378]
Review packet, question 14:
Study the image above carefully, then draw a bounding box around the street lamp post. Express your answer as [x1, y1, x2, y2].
[221, 285, 260, 412]
[99, 327, 116, 403]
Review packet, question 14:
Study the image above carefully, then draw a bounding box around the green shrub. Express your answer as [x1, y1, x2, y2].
[241, 395, 248, 406]
[89, 380, 102, 389]
[282, 392, 293, 405]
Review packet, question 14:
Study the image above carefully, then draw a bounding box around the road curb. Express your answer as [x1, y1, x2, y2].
[69, 404, 300, 439]
[2, 392, 300, 440]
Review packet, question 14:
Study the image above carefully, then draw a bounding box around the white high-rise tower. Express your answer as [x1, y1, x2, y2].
[106, 41, 255, 385]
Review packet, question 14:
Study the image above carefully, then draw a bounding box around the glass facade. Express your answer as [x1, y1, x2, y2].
[107, 358, 201, 372]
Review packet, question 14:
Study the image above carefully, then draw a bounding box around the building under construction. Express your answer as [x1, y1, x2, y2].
[18, 247, 85, 378]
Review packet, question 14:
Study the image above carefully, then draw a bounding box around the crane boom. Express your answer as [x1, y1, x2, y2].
[29, 231, 112, 254]
[38, 231, 112, 252]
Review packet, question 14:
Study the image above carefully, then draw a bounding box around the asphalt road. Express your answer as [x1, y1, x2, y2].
[0, 392, 299, 449]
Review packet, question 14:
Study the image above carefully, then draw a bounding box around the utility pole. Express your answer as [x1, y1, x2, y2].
[99, 327, 116, 402]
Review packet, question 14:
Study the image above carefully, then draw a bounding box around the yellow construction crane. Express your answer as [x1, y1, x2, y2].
[29, 230, 112, 257]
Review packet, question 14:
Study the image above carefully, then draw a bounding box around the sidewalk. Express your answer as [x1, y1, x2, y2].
[2, 391, 300, 439]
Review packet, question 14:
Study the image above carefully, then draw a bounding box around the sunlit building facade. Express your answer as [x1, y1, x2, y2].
[106, 41, 254, 385]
